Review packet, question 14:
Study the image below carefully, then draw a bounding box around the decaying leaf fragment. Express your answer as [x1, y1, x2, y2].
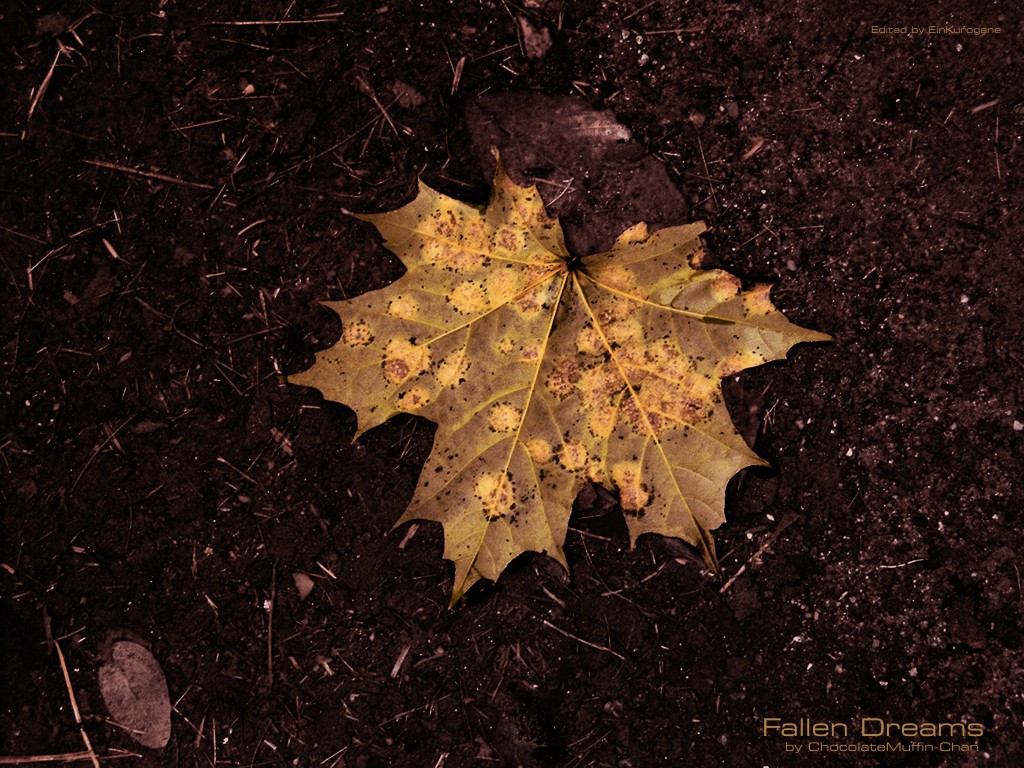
[98, 640, 172, 748]
[290, 157, 830, 604]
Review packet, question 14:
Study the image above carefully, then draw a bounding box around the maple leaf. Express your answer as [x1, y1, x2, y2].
[290, 157, 830, 604]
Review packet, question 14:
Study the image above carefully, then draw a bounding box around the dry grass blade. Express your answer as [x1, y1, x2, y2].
[205, 15, 344, 26]
[0, 753, 140, 764]
[83, 160, 215, 190]
[28, 43, 70, 120]
[55, 641, 101, 768]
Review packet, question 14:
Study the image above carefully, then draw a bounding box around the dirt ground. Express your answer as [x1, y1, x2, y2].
[2, 1, 1022, 766]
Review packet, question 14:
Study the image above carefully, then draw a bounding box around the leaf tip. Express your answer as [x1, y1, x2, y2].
[614, 221, 650, 246]
[694, 524, 722, 580]
[449, 563, 482, 608]
[285, 369, 311, 390]
[491, 146, 512, 187]
[552, 546, 569, 571]
[789, 327, 835, 350]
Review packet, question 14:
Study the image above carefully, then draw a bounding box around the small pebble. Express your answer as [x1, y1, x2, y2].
[293, 572, 315, 600]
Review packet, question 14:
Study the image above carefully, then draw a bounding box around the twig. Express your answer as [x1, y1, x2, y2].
[28, 43, 70, 120]
[397, 522, 419, 550]
[217, 326, 283, 347]
[643, 27, 706, 35]
[623, 0, 658, 21]
[237, 218, 269, 236]
[720, 514, 797, 593]
[170, 116, 234, 132]
[69, 416, 136, 497]
[215, 455, 262, 488]
[877, 559, 925, 570]
[694, 128, 719, 213]
[0, 753, 138, 764]
[542, 620, 625, 660]
[994, 115, 1002, 181]
[390, 645, 411, 678]
[735, 226, 775, 251]
[101, 238, 126, 262]
[740, 136, 765, 162]
[0, 224, 48, 245]
[84, 159, 215, 190]
[265, 561, 276, 693]
[354, 76, 399, 138]
[0, 754, 96, 765]
[451, 56, 466, 96]
[205, 16, 344, 25]
[55, 641, 101, 768]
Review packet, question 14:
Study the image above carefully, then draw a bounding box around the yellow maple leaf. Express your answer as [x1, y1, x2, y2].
[290, 157, 830, 604]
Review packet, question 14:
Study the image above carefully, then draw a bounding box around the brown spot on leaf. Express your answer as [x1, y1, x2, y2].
[588, 405, 618, 439]
[595, 295, 636, 325]
[513, 282, 548, 316]
[611, 461, 649, 513]
[545, 357, 580, 399]
[448, 246, 487, 272]
[436, 346, 469, 388]
[525, 437, 552, 464]
[383, 338, 431, 385]
[493, 225, 527, 253]
[520, 342, 542, 361]
[619, 375, 711, 436]
[384, 358, 409, 383]
[342, 320, 374, 347]
[487, 269, 525, 304]
[430, 209, 460, 238]
[605, 317, 644, 346]
[422, 240, 446, 266]
[386, 295, 419, 320]
[422, 239, 485, 271]
[556, 441, 588, 472]
[475, 471, 515, 520]
[462, 219, 489, 251]
[398, 387, 431, 409]
[451, 281, 489, 314]
[524, 264, 557, 282]
[598, 266, 640, 295]
[744, 284, 775, 315]
[711, 273, 742, 302]
[488, 402, 522, 433]
[578, 365, 624, 408]
[575, 325, 603, 356]
[619, 395, 648, 434]
[715, 350, 765, 378]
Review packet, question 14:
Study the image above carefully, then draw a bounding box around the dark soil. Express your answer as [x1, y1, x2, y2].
[2, 1, 1022, 766]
